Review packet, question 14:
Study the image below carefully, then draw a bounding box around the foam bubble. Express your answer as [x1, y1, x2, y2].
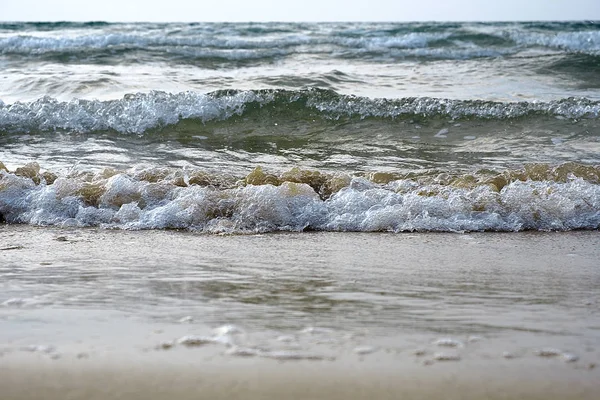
[225, 346, 259, 357]
[562, 353, 579, 363]
[433, 338, 464, 348]
[433, 352, 461, 361]
[353, 346, 378, 355]
[535, 348, 563, 357]
[21, 345, 56, 353]
[213, 324, 244, 336]
[177, 335, 216, 347]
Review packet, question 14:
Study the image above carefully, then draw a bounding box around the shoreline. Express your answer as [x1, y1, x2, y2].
[1, 225, 599, 399]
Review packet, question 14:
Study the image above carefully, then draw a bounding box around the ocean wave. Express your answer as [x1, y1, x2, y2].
[0, 34, 311, 53]
[0, 91, 266, 134]
[1, 90, 599, 135]
[329, 32, 452, 50]
[509, 30, 600, 55]
[333, 46, 511, 60]
[0, 32, 476, 64]
[0, 21, 112, 31]
[2, 22, 599, 61]
[0, 31, 460, 54]
[1, 162, 599, 233]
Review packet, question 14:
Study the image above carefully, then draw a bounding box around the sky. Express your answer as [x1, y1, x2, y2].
[1, 0, 600, 22]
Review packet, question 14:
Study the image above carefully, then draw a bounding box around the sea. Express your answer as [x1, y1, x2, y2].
[2, 22, 600, 386]
[0, 21, 599, 232]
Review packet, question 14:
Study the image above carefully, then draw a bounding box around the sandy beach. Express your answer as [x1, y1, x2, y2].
[2, 352, 598, 400]
[1, 225, 599, 399]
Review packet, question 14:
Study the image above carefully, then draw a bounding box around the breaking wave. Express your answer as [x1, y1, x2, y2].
[1, 162, 599, 233]
[1, 89, 599, 135]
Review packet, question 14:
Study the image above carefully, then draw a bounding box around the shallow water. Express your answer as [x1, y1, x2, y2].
[1, 227, 599, 366]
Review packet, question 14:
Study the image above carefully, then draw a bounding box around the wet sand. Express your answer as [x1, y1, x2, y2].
[1, 225, 599, 399]
[2, 354, 598, 400]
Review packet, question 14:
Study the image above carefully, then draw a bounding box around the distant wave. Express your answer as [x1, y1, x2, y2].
[1, 21, 599, 63]
[509, 30, 600, 54]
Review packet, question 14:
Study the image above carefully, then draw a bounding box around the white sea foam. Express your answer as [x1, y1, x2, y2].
[1, 169, 599, 233]
[177, 335, 216, 346]
[353, 346, 378, 355]
[0, 91, 271, 134]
